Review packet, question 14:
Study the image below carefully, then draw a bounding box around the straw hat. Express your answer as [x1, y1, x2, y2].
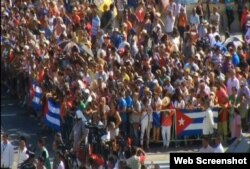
[154, 85, 162, 94]
[161, 97, 170, 106]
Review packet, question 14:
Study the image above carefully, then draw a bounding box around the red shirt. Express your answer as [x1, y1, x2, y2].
[216, 87, 229, 107]
[216, 87, 229, 122]
[161, 104, 175, 126]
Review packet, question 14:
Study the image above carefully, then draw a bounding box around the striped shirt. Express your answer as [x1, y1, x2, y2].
[92, 16, 100, 37]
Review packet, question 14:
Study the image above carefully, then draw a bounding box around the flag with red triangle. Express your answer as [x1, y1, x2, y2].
[175, 109, 219, 137]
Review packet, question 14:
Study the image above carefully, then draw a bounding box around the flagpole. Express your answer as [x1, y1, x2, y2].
[174, 109, 177, 148]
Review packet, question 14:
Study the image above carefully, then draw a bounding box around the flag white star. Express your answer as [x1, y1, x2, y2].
[178, 117, 185, 126]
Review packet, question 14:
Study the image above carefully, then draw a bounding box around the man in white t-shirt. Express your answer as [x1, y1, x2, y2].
[226, 69, 240, 96]
[164, 10, 175, 35]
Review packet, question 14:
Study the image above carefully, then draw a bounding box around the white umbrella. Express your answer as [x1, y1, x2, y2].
[223, 36, 244, 49]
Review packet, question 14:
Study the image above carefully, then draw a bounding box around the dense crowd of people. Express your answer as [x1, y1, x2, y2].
[1, 0, 250, 168]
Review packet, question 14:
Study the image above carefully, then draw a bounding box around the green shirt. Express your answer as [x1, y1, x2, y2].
[228, 95, 240, 116]
[225, 0, 234, 10]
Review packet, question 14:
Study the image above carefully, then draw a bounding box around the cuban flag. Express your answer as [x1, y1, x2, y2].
[176, 108, 219, 137]
[32, 84, 43, 111]
[44, 100, 61, 131]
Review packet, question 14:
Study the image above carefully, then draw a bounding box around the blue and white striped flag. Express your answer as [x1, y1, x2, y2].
[32, 85, 43, 111]
[44, 100, 61, 131]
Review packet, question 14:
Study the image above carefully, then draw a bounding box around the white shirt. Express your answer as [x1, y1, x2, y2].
[199, 145, 214, 153]
[173, 100, 185, 109]
[57, 160, 65, 169]
[165, 15, 175, 33]
[208, 33, 216, 47]
[164, 84, 175, 95]
[226, 77, 240, 96]
[1, 141, 14, 168]
[202, 108, 214, 135]
[17, 147, 29, 166]
[214, 143, 225, 153]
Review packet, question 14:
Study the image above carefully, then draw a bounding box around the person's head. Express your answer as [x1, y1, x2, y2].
[109, 3, 114, 11]
[103, 4, 108, 12]
[213, 7, 218, 13]
[19, 136, 27, 149]
[133, 92, 139, 101]
[118, 160, 127, 169]
[55, 132, 63, 143]
[232, 86, 238, 96]
[2, 133, 9, 144]
[56, 151, 64, 161]
[37, 156, 45, 166]
[37, 137, 46, 149]
[201, 135, 210, 148]
[131, 146, 137, 156]
[229, 68, 236, 78]
[215, 134, 222, 145]
[180, 7, 185, 14]
[192, 7, 196, 15]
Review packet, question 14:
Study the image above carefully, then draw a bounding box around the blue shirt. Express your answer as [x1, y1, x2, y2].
[118, 98, 127, 112]
[214, 41, 227, 53]
[232, 53, 240, 66]
[125, 96, 133, 108]
[92, 16, 100, 37]
[111, 34, 123, 48]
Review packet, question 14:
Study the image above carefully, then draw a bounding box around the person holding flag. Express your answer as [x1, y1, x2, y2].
[161, 96, 175, 149]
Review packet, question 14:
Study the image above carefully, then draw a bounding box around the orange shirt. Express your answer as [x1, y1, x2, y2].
[136, 10, 145, 23]
[72, 14, 81, 25]
[161, 105, 175, 126]
[125, 20, 133, 32]
[216, 87, 229, 122]
[178, 14, 187, 27]
[216, 87, 229, 107]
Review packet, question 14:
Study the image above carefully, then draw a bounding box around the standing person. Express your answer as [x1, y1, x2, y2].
[37, 138, 51, 169]
[161, 97, 174, 149]
[237, 0, 246, 23]
[225, 0, 235, 31]
[117, 91, 128, 137]
[17, 136, 29, 168]
[199, 135, 214, 153]
[176, 7, 188, 39]
[36, 156, 46, 169]
[228, 87, 240, 136]
[164, 10, 175, 35]
[140, 95, 153, 149]
[238, 79, 250, 132]
[1, 133, 14, 169]
[126, 147, 145, 169]
[116, 0, 127, 27]
[91, 9, 101, 47]
[202, 99, 215, 137]
[215, 81, 229, 140]
[214, 134, 225, 153]
[189, 8, 200, 29]
[69, 109, 88, 152]
[231, 108, 242, 139]
[210, 7, 220, 32]
[20, 151, 36, 169]
[55, 151, 65, 169]
[131, 92, 141, 146]
[107, 101, 122, 138]
[151, 85, 162, 143]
